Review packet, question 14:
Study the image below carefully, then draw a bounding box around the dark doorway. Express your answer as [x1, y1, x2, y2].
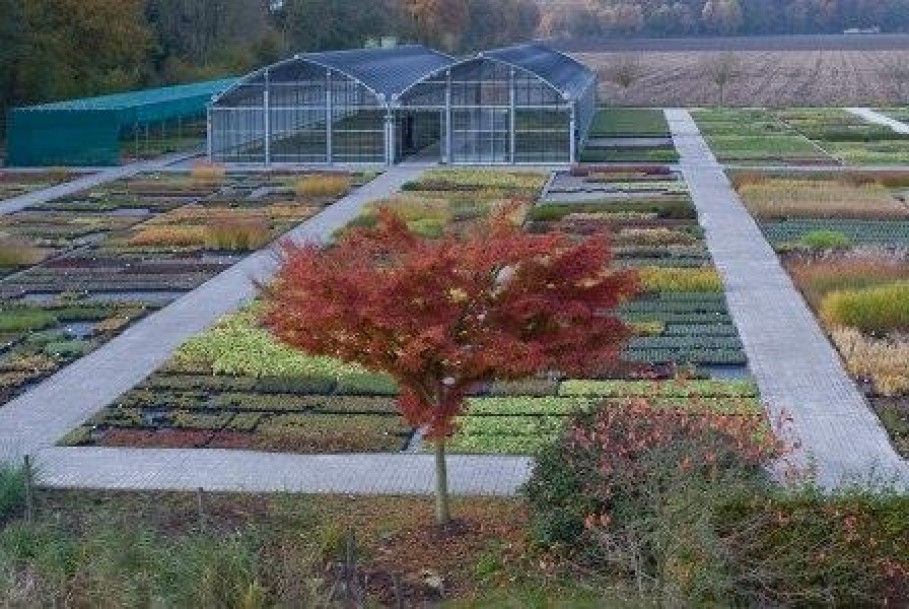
[395, 110, 443, 162]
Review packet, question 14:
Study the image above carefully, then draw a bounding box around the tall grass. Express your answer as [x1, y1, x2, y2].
[128, 225, 206, 247]
[0, 464, 26, 521]
[0, 523, 301, 608]
[832, 328, 909, 396]
[190, 162, 227, 187]
[294, 174, 351, 198]
[787, 255, 909, 308]
[736, 179, 907, 220]
[204, 218, 271, 251]
[821, 281, 909, 334]
[0, 237, 45, 268]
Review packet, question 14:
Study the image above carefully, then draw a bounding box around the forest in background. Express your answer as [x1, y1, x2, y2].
[4, 0, 909, 123]
[541, 0, 909, 38]
[0, 0, 539, 124]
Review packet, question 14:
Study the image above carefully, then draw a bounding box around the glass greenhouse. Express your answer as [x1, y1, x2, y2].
[208, 43, 596, 165]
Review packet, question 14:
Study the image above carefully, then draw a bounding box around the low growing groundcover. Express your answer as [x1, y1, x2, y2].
[695, 107, 909, 166]
[581, 108, 678, 163]
[0, 170, 364, 409]
[63, 169, 755, 455]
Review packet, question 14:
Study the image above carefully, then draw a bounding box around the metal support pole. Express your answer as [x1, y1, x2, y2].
[569, 105, 577, 165]
[263, 69, 271, 166]
[206, 107, 213, 161]
[326, 70, 334, 164]
[509, 68, 516, 165]
[445, 70, 453, 164]
[385, 109, 394, 166]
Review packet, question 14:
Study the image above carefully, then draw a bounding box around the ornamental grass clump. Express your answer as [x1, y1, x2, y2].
[190, 162, 226, 186]
[204, 217, 271, 251]
[0, 237, 45, 268]
[128, 225, 206, 247]
[787, 255, 909, 308]
[820, 281, 909, 334]
[832, 327, 909, 395]
[294, 174, 351, 198]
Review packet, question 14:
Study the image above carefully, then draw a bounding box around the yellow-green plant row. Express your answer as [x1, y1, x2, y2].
[173, 309, 386, 382]
[820, 281, 909, 334]
[406, 169, 547, 191]
[638, 266, 724, 292]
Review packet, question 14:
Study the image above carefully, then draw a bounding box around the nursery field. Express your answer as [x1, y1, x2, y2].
[0, 170, 81, 200]
[576, 49, 909, 107]
[731, 170, 909, 455]
[693, 107, 909, 165]
[65, 167, 757, 455]
[580, 108, 678, 163]
[0, 170, 361, 406]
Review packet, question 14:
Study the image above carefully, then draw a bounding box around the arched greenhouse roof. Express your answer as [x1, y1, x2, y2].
[482, 43, 595, 100]
[213, 45, 455, 105]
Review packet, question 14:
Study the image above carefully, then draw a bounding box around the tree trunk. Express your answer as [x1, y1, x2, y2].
[433, 439, 451, 526]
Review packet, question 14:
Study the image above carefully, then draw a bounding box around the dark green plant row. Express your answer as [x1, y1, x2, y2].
[762, 219, 909, 247]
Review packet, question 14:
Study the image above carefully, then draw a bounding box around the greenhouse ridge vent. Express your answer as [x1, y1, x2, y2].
[208, 42, 597, 165]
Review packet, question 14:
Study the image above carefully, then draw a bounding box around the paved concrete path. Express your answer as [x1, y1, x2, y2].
[666, 109, 908, 490]
[0, 168, 421, 459]
[36, 447, 531, 495]
[846, 107, 909, 135]
[0, 150, 199, 215]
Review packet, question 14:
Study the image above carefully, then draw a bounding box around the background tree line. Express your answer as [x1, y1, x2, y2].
[539, 0, 909, 38]
[0, 0, 539, 127]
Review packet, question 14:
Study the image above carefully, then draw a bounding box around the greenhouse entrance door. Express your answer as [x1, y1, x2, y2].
[395, 110, 443, 163]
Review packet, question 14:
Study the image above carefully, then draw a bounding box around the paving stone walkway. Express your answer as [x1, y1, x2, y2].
[665, 108, 908, 490]
[36, 447, 531, 495]
[0, 150, 200, 214]
[0, 165, 534, 496]
[846, 107, 909, 135]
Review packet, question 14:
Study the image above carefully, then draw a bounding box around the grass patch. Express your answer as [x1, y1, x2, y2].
[820, 281, 909, 334]
[737, 179, 906, 220]
[588, 108, 670, 137]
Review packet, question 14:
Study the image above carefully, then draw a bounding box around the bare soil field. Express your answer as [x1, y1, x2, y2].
[557, 33, 909, 52]
[575, 50, 909, 106]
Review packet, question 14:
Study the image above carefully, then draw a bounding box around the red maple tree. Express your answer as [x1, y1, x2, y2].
[261, 208, 638, 524]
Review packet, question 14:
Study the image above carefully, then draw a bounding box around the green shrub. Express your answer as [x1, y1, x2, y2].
[0, 309, 58, 332]
[43, 340, 92, 359]
[522, 399, 909, 606]
[821, 281, 909, 334]
[799, 229, 852, 251]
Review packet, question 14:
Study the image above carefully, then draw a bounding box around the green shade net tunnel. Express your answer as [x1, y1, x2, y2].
[6, 79, 237, 167]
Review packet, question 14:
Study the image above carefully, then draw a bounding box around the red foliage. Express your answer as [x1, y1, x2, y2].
[262, 208, 638, 439]
[569, 399, 784, 492]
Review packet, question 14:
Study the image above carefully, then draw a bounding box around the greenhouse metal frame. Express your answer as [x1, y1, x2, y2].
[208, 43, 597, 166]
